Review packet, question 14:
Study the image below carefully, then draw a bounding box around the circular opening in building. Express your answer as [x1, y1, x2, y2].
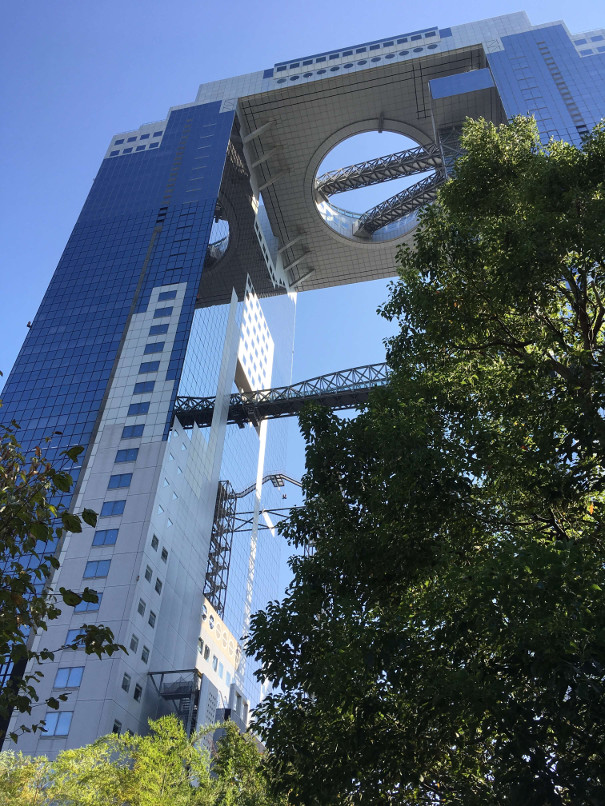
[204, 207, 230, 268]
[313, 130, 439, 243]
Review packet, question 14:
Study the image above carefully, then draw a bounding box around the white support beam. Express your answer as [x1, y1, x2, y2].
[243, 121, 274, 144]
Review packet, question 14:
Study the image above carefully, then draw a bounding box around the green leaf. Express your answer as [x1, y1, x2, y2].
[61, 512, 82, 533]
[81, 508, 98, 527]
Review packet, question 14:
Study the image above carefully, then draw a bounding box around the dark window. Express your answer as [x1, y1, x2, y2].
[134, 684, 142, 702]
[198, 638, 204, 654]
[149, 142, 159, 148]
[370, 44, 380, 50]
[425, 31, 436, 37]
[93, 529, 118, 546]
[155, 578, 163, 594]
[139, 361, 160, 374]
[100, 500, 126, 517]
[137, 599, 146, 616]
[141, 646, 150, 663]
[290, 62, 300, 67]
[133, 381, 154, 395]
[136, 145, 146, 151]
[329, 54, 339, 60]
[383, 40, 394, 46]
[151, 535, 159, 550]
[343, 50, 353, 56]
[112, 720, 122, 734]
[316, 56, 326, 62]
[130, 634, 139, 652]
[108, 473, 132, 490]
[122, 424, 144, 439]
[276, 65, 287, 72]
[123, 148, 133, 154]
[154, 306, 173, 318]
[161, 548, 168, 563]
[74, 593, 102, 612]
[411, 34, 422, 41]
[128, 402, 150, 416]
[121, 673, 131, 692]
[356, 47, 366, 53]
[127, 136, 137, 142]
[116, 448, 139, 463]
[84, 559, 110, 579]
[114, 139, 124, 145]
[144, 565, 153, 582]
[148, 611, 156, 628]
[140, 133, 150, 139]
[158, 290, 177, 301]
[153, 131, 163, 137]
[143, 342, 164, 354]
[110, 150, 119, 156]
[149, 324, 168, 336]
[303, 59, 313, 65]
[54, 667, 84, 688]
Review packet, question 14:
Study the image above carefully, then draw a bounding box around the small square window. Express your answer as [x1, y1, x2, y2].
[134, 684, 143, 702]
[149, 142, 159, 148]
[123, 148, 133, 154]
[116, 448, 139, 463]
[108, 473, 132, 490]
[139, 361, 160, 374]
[128, 402, 150, 416]
[43, 711, 73, 737]
[148, 611, 156, 628]
[127, 136, 137, 142]
[100, 500, 125, 517]
[141, 646, 150, 664]
[155, 578, 163, 594]
[151, 535, 159, 550]
[204, 646, 210, 661]
[153, 131, 163, 137]
[137, 599, 146, 616]
[114, 139, 125, 145]
[198, 638, 204, 654]
[140, 133, 150, 140]
[121, 673, 131, 692]
[149, 324, 169, 336]
[133, 381, 155, 395]
[158, 290, 177, 301]
[54, 666, 84, 688]
[84, 559, 111, 579]
[136, 145, 146, 151]
[144, 566, 153, 582]
[154, 306, 173, 318]
[110, 150, 119, 156]
[130, 634, 139, 652]
[161, 548, 168, 563]
[143, 342, 164, 355]
[112, 720, 122, 734]
[122, 424, 144, 439]
[65, 629, 85, 648]
[93, 529, 118, 546]
[74, 593, 102, 612]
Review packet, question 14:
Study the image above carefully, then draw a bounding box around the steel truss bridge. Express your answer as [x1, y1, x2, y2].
[174, 362, 390, 429]
[314, 145, 446, 237]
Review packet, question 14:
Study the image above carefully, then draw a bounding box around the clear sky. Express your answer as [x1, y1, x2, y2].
[1, 0, 603, 486]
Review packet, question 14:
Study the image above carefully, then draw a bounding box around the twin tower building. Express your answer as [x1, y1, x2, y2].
[2, 12, 604, 753]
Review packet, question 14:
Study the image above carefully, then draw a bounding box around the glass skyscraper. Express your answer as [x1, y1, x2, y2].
[1, 11, 604, 753]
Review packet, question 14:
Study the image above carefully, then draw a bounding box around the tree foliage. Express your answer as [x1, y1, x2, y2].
[247, 118, 605, 804]
[0, 418, 124, 742]
[0, 715, 285, 805]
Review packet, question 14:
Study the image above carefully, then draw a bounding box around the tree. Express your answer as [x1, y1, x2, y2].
[248, 118, 605, 804]
[0, 715, 286, 805]
[213, 720, 287, 806]
[0, 417, 124, 743]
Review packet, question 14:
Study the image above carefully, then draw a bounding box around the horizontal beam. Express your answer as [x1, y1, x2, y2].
[315, 144, 442, 197]
[174, 362, 390, 428]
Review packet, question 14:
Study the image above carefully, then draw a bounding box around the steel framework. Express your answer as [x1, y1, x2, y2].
[315, 144, 442, 197]
[174, 362, 390, 429]
[353, 169, 446, 237]
[203, 480, 237, 617]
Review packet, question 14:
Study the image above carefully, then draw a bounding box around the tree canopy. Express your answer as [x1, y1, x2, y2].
[0, 715, 286, 805]
[0, 418, 124, 743]
[247, 118, 605, 804]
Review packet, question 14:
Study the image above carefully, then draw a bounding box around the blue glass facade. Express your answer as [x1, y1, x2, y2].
[489, 24, 605, 144]
[0, 101, 234, 458]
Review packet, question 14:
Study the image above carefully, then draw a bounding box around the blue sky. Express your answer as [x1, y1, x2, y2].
[1, 0, 603, 485]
